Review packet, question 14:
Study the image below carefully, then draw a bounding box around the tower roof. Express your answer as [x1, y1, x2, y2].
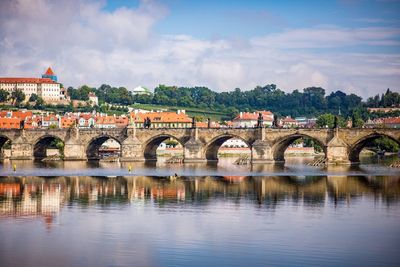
[44, 67, 55, 76]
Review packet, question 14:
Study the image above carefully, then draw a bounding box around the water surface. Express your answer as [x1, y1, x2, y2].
[0, 174, 399, 267]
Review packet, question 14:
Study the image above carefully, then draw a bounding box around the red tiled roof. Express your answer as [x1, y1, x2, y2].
[96, 116, 116, 124]
[79, 114, 92, 120]
[0, 117, 21, 129]
[196, 121, 220, 128]
[42, 115, 58, 121]
[0, 111, 33, 120]
[45, 67, 55, 76]
[130, 112, 191, 123]
[233, 111, 273, 121]
[0, 77, 57, 84]
[282, 117, 297, 123]
[383, 117, 400, 124]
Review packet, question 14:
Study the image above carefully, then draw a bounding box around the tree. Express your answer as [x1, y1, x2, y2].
[29, 93, 39, 102]
[0, 89, 9, 102]
[351, 110, 364, 128]
[34, 97, 45, 109]
[316, 113, 346, 128]
[11, 90, 26, 105]
[165, 139, 179, 148]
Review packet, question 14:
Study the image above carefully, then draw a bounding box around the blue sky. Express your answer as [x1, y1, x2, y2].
[105, 0, 400, 39]
[0, 0, 399, 97]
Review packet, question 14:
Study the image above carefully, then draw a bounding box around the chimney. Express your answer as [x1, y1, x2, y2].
[240, 112, 243, 118]
[177, 110, 180, 114]
[182, 110, 185, 114]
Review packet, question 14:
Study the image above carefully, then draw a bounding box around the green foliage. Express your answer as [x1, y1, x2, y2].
[366, 89, 400, 108]
[67, 85, 93, 101]
[34, 97, 45, 109]
[0, 89, 9, 102]
[11, 90, 25, 106]
[316, 113, 346, 128]
[303, 138, 323, 153]
[165, 139, 179, 147]
[3, 140, 11, 149]
[194, 116, 204, 122]
[29, 93, 39, 102]
[49, 124, 57, 129]
[49, 138, 65, 155]
[368, 137, 399, 152]
[351, 109, 364, 128]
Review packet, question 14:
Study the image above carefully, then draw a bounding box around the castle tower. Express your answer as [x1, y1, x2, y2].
[42, 67, 57, 82]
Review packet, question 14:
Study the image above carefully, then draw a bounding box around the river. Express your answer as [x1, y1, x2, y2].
[0, 155, 399, 267]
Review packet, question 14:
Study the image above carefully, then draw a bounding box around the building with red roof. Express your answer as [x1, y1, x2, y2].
[365, 117, 400, 129]
[0, 67, 63, 103]
[130, 110, 192, 128]
[280, 116, 299, 128]
[233, 110, 274, 128]
[0, 117, 21, 129]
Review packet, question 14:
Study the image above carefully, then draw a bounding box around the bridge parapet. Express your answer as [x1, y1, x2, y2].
[1, 127, 399, 164]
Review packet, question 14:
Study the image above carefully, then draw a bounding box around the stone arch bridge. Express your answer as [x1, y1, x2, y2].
[0, 126, 399, 164]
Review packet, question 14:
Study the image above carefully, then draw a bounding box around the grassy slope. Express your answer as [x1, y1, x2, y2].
[131, 103, 229, 121]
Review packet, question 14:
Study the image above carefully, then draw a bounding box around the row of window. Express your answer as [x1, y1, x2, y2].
[136, 123, 191, 128]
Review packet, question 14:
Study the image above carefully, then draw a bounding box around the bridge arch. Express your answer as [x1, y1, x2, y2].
[143, 134, 184, 161]
[0, 135, 12, 159]
[272, 133, 327, 162]
[348, 133, 400, 163]
[33, 135, 65, 160]
[204, 134, 252, 161]
[86, 135, 123, 160]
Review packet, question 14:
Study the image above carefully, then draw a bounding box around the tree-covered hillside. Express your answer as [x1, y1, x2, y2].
[66, 84, 400, 119]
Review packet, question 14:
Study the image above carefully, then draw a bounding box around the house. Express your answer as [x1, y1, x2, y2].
[78, 113, 95, 128]
[365, 117, 400, 129]
[0, 117, 21, 129]
[60, 116, 77, 128]
[131, 110, 192, 128]
[295, 117, 317, 128]
[24, 115, 41, 129]
[232, 110, 274, 128]
[280, 116, 299, 128]
[196, 121, 220, 128]
[95, 115, 116, 128]
[88, 92, 98, 106]
[41, 114, 59, 128]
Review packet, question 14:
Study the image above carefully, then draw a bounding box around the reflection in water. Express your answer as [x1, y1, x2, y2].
[0, 155, 400, 177]
[0, 175, 400, 267]
[1, 175, 399, 224]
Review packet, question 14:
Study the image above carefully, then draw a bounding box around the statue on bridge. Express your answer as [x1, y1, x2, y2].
[192, 117, 196, 129]
[257, 113, 263, 128]
[144, 117, 151, 128]
[273, 114, 278, 128]
[333, 116, 338, 129]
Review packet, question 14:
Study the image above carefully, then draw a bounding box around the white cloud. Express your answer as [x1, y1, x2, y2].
[0, 0, 399, 98]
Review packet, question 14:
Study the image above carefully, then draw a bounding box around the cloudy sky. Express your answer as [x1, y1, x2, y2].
[0, 0, 399, 98]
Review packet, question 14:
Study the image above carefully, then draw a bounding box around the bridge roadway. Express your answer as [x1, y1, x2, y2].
[0, 126, 399, 164]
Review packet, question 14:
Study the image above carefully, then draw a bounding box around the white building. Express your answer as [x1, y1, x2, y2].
[130, 86, 152, 96]
[232, 111, 274, 128]
[0, 68, 63, 103]
[222, 138, 248, 148]
[88, 92, 98, 106]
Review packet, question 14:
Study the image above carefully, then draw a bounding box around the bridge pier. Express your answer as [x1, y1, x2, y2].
[120, 142, 145, 162]
[10, 142, 33, 160]
[64, 143, 86, 160]
[326, 134, 351, 165]
[183, 138, 207, 163]
[251, 140, 275, 164]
